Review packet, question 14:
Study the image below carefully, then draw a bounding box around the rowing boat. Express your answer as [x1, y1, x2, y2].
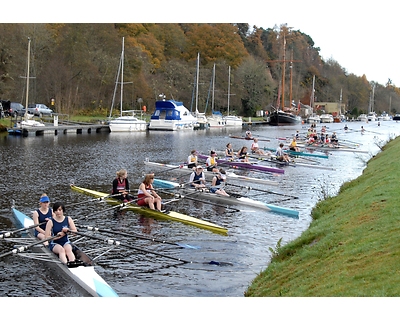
[263, 147, 329, 159]
[70, 185, 228, 234]
[11, 206, 118, 297]
[144, 160, 279, 186]
[153, 178, 299, 218]
[229, 134, 270, 142]
[197, 153, 285, 174]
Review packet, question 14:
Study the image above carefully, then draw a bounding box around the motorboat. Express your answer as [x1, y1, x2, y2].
[148, 99, 198, 131]
[306, 114, 320, 124]
[377, 112, 391, 121]
[223, 115, 243, 126]
[357, 114, 368, 122]
[367, 112, 377, 121]
[207, 112, 226, 128]
[320, 114, 334, 123]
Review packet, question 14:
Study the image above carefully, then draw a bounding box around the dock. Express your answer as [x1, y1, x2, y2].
[8, 123, 111, 136]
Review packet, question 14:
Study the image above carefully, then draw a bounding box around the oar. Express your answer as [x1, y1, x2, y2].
[0, 235, 58, 259]
[80, 198, 139, 220]
[151, 163, 186, 175]
[71, 231, 224, 265]
[76, 224, 200, 249]
[0, 221, 47, 239]
[225, 182, 299, 199]
[66, 194, 121, 207]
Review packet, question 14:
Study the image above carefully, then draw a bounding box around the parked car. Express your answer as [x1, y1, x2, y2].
[9, 102, 26, 117]
[27, 103, 54, 116]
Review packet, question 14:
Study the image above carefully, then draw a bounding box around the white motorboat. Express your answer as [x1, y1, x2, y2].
[377, 112, 391, 121]
[148, 99, 198, 131]
[367, 112, 377, 121]
[320, 114, 334, 123]
[357, 114, 368, 122]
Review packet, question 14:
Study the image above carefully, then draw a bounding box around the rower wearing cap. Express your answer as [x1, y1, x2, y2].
[189, 165, 206, 189]
[32, 193, 54, 240]
[210, 169, 229, 196]
[206, 151, 219, 172]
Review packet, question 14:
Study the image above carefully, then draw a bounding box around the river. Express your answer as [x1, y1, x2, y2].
[0, 119, 398, 299]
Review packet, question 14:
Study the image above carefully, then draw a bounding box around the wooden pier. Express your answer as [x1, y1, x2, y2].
[8, 123, 111, 136]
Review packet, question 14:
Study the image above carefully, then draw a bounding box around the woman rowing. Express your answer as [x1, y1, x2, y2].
[225, 143, 235, 158]
[32, 194, 54, 240]
[112, 169, 132, 203]
[45, 202, 77, 266]
[206, 150, 219, 172]
[289, 137, 301, 152]
[251, 138, 267, 155]
[137, 174, 163, 211]
[187, 149, 198, 169]
[210, 169, 229, 196]
[237, 146, 250, 162]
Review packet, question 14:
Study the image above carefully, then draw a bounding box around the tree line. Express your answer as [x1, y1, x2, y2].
[0, 23, 398, 117]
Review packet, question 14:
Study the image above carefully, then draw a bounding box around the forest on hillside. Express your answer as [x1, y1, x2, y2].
[0, 23, 399, 117]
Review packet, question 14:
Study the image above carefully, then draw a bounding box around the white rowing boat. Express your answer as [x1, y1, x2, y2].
[153, 178, 299, 218]
[144, 160, 278, 186]
[10, 206, 118, 297]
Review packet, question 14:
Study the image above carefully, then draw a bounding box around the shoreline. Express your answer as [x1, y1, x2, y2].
[245, 135, 400, 296]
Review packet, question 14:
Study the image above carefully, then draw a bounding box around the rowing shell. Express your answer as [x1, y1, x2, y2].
[11, 206, 118, 297]
[263, 147, 329, 159]
[144, 160, 278, 186]
[197, 153, 285, 174]
[70, 185, 228, 235]
[153, 179, 299, 218]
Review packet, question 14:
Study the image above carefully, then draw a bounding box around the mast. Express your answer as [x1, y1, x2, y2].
[24, 38, 31, 119]
[227, 66, 231, 116]
[195, 52, 200, 114]
[120, 37, 124, 116]
[281, 34, 286, 110]
[211, 63, 215, 113]
[311, 75, 315, 113]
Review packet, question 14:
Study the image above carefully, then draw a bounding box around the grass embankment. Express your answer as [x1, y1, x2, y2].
[245, 137, 400, 297]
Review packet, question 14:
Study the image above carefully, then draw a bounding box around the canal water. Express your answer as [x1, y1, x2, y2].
[0, 120, 398, 299]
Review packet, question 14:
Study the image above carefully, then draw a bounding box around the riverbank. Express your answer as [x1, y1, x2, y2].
[245, 135, 400, 297]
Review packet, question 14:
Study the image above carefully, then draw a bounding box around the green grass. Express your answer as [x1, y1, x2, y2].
[245, 136, 400, 297]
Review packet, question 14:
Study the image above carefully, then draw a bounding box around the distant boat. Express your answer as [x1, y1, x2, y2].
[269, 109, 302, 126]
[367, 112, 377, 121]
[223, 66, 242, 127]
[357, 114, 368, 122]
[377, 112, 391, 121]
[392, 114, 400, 121]
[307, 114, 320, 124]
[320, 114, 334, 123]
[148, 99, 198, 131]
[108, 37, 147, 132]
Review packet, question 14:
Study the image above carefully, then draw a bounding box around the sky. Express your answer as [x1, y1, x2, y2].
[5, 0, 398, 87]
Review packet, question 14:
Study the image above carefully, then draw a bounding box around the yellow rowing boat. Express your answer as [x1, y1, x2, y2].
[70, 185, 228, 235]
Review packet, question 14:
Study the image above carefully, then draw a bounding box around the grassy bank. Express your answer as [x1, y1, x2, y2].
[245, 136, 400, 297]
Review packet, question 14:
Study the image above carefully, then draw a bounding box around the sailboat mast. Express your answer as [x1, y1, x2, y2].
[120, 37, 125, 116]
[212, 63, 215, 113]
[281, 34, 286, 110]
[25, 38, 31, 118]
[195, 52, 199, 114]
[227, 66, 231, 116]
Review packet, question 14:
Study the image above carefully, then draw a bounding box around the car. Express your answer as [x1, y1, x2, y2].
[9, 102, 26, 117]
[27, 103, 54, 116]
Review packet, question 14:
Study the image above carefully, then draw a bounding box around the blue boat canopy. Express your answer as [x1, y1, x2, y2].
[151, 100, 188, 120]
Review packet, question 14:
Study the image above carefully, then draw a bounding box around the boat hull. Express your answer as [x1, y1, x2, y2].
[153, 179, 299, 218]
[144, 160, 278, 186]
[11, 207, 118, 297]
[269, 111, 302, 126]
[109, 116, 147, 132]
[70, 185, 227, 234]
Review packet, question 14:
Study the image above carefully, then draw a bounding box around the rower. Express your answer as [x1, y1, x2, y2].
[210, 169, 229, 196]
[189, 165, 206, 189]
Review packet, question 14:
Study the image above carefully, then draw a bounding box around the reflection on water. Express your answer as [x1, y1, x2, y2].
[0, 120, 398, 297]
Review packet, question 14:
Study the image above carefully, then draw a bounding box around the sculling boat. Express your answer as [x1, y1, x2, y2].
[263, 147, 329, 159]
[70, 185, 227, 234]
[10, 206, 118, 297]
[153, 179, 299, 218]
[197, 153, 285, 174]
[144, 160, 278, 186]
